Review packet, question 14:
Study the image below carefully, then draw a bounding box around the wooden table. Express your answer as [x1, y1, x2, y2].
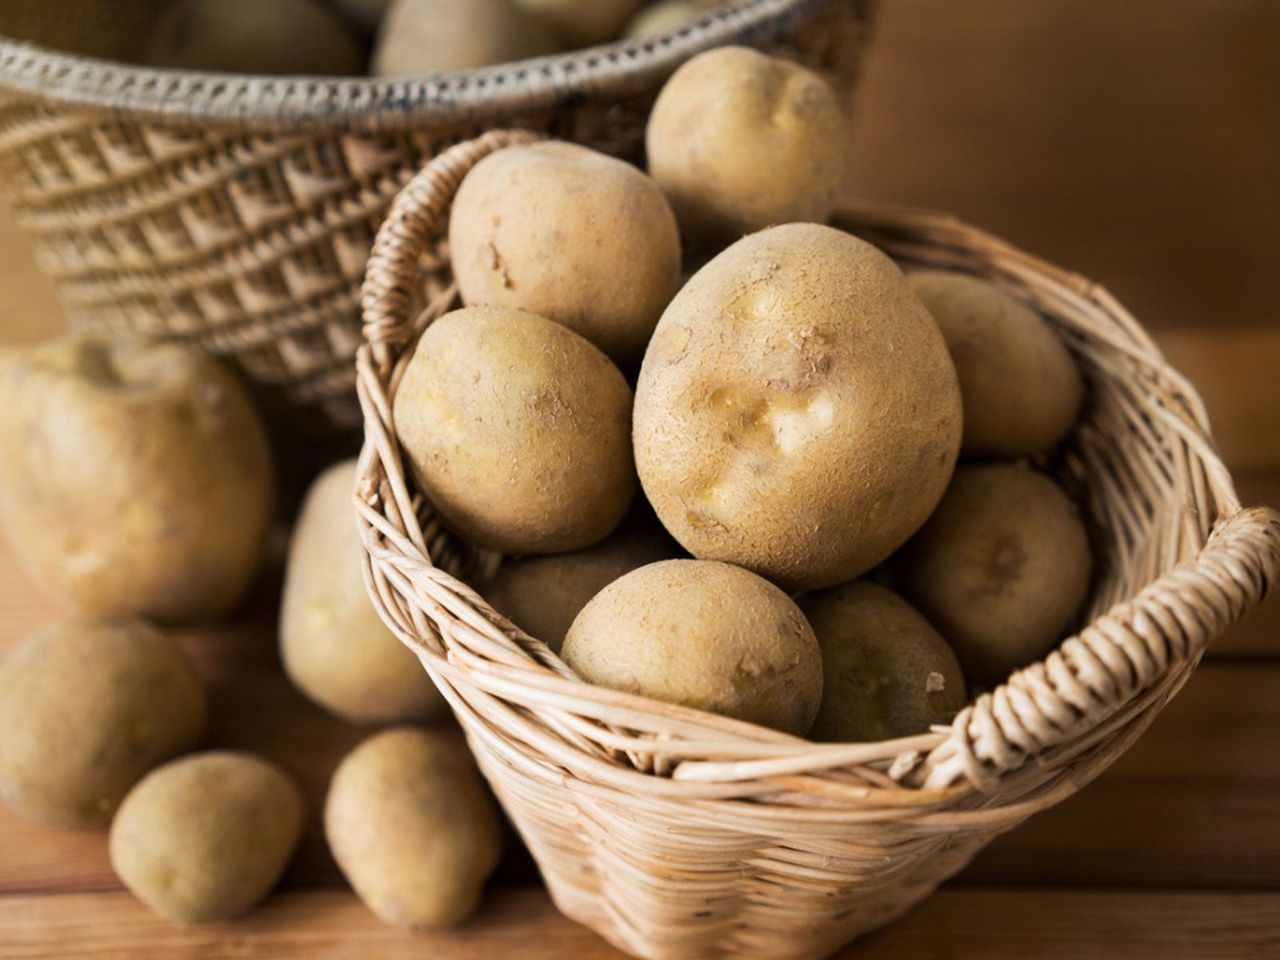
[2, 1, 1278, 956]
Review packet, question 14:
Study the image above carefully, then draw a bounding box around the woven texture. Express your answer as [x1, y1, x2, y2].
[351, 132, 1280, 960]
[0, 0, 873, 436]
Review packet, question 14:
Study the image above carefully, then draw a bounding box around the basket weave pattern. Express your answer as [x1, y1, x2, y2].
[0, 0, 872, 433]
[353, 133, 1280, 960]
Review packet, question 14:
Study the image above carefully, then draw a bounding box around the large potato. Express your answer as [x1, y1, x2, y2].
[634, 223, 962, 590]
[512, 0, 644, 45]
[372, 0, 559, 75]
[898, 463, 1093, 686]
[0, 619, 206, 828]
[646, 47, 848, 246]
[0, 335, 273, 622]
[281, 460, 446, 723]
[325, 728, 503, 929]
[393, 306, 636, 554]
[450, 141, 681, 368]
[562, 559, 823, 734]
[909, 271, 1084, 457]
[803, 582, 966, 742]
[110, 752, 304, 923]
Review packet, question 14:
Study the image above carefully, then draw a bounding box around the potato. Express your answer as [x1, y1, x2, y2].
[624, 0, 723, 39]
[634, 223, 963, 590]
[898, 463, 1093, 686]
[0, 335, 273, 622]
[325, 728, 503, 929]
[372, 0, 559, 75]
[281, 460, 446, 723]
[110, 752, 304, 923]
[0, 619, 206, 828]
[512, 0, 644, 45]
[450, 141, 682, 368]
[484, 508, 680, 653]
[802, 582, 966, 743]
[646, 46, 848, 246]
[147, 0, 365, 75]
[562, 559, 823, 734]
[394, 306, 635, 554]
[909, 271, 1084, 457]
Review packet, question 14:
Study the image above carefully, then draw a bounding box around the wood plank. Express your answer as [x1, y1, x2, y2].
[1, 886, 1277, 960]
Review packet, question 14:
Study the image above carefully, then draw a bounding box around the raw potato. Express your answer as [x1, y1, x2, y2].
[634, 223, 963, 590]
[372, 0, 559, 75]
[0, 335, 273, 622]
[281, 460, 446, 723]
[899, 463, 1093, 686]
[450, 141, 682, 368]
[513, 0, 644, 45]
[325, 728, 503, 929]
[147, 0, 365, 75]
[485, 509, 680, 652]
[909, 271, 1084, 457]
[562, 559, 823, 734]
[803, 582, 966, 743]
[646, 46, 848, 246]
[110, 752, 304, 923]
[0, 620, 207, 828]
[393, 306, 635, 554]
[625, 0, 723, 39]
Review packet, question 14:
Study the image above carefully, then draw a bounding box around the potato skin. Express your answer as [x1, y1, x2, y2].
[109, 752, 304, 923]
[281, 460, 446, 723]
[147, 0, 365, 75]
[646, 46, 848, 246]
[513, 0, 644, 45]
[624, 1, 724, 39]
[0, 335, 273, 622]
[634, 223, 963, 591]
[562, 559, 823, 734]
[803, 582, 966, 743]
[909, 271, 1084, 457]
[393, 306, 636, 554]
[0, 620, 207, 828]
[373, 0, 559, 75]
[324, 728, 503, 930]
[450, 141, 682, 369]
[898, 463, 1093, 686]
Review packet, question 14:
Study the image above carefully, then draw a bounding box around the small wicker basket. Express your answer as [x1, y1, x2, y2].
[0, 0, 873, 436]
[353, 132, 1280, 960]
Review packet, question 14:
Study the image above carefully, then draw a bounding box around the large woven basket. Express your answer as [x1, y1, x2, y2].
[0, 0, 873, 437]
[352, 133, 1280, 960]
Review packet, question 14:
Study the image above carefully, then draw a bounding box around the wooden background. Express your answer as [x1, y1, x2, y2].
[1, 1, 1278, 957]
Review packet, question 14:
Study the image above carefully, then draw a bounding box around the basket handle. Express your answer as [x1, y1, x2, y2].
[916, 504, 1280, 789]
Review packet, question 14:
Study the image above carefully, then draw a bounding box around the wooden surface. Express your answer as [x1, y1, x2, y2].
[1, 0, 1279, 957]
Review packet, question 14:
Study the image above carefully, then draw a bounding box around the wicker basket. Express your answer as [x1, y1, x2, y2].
[0, 0, 873, 437]
[352, 133, 1280, 960]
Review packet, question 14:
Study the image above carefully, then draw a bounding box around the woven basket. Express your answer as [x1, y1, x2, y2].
[0, 0, 873, 437]
[352, 132, 1280, 960]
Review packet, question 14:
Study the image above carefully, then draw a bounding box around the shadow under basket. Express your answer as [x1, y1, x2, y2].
[0, 0, 873, 440]
[352, 133, 1280, 960]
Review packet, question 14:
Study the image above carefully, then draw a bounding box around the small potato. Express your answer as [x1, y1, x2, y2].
[110, 752, 304, 924]
[899, 463, 1093, 686]
[450, 141, 681, 368]
[147, 0, 365, 75]
[393, 306, 635, 554]
[562, 559, 823, 734]
[484, 509, 680, 652]
[325, 728, 503, 929]
[909, 271, 1084, 457]
[634, 223, 962, 590]
[0, 335, 273, 623]
[0, 620, 206, 828]
[513, 0, 644, 45]
[372, 0, 559, 75]
[624, 0, 724, 39]
[803, 582, 966, 743]
[646, 46, 848, 246]
[281, 460, 446, 723]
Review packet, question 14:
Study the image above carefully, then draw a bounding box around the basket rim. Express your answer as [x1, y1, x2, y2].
[0, 0, 840, 131]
